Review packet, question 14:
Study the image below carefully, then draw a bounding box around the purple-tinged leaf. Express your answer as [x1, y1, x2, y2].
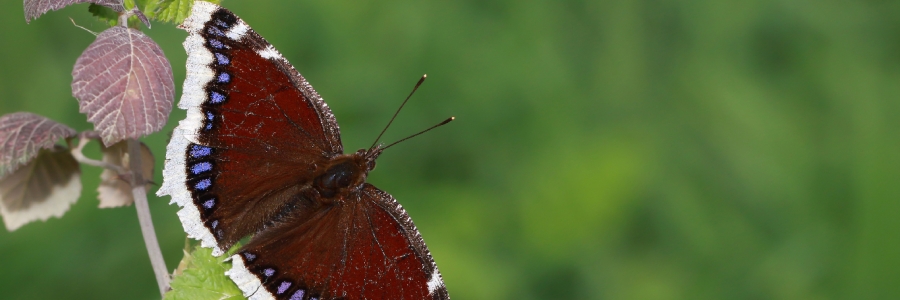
[132, 8, 151, 28]
[0, 112, 77, 178]
[72, 26, 174, 146]
[97, 141, 153, 208]
[24, 0, 124, 23]
[0, 147, 81, 231]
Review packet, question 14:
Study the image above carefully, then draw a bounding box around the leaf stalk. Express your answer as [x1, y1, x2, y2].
[128, 139, 170, 296]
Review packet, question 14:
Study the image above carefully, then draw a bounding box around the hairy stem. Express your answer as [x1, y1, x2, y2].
[128, 139, 170, 295]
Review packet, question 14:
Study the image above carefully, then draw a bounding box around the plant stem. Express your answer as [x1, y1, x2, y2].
[128, 139, 170, 296]
[69, 137, 126, 173]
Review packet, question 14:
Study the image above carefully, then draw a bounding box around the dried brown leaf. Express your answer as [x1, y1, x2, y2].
[97, 141, 154, 208]
[0, 147, 81, 231]
[72, 26, 174, 146]
[24, 0, 124, 23]
[0, 112, 76, 177]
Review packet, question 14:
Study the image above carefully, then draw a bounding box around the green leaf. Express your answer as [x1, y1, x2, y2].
[157, 0, 221, 24]
[139, 0, 161, 20]
[90, 1, 149, 28]
[88, 4, 119, 26]
[165, 245, 243, 300]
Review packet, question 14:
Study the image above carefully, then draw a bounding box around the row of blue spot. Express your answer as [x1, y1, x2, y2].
[202, 198, 216, 209]
[277, 279, 316, 300]
[210, 91, 226, 103]
[214, 53, 230, 65]
[188, 143, 214, 189]
[207, 26, 224, 37]
[290, 287, 317, 300]
[240, 251, 320, 300]
[195, 178, 211, 191]
[191, 162, 213, 175]
[190, 144, 212, 158]
[206, 16, 230, 50]
[205, 112, 215, 130]
[202, 28, 230, 138]
[208, 39, 225, 50]
[217, 72, 231, 83]
[214, 19, 230, 29]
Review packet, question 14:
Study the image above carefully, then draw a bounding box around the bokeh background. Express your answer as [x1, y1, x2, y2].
[2, 0, 900, 299]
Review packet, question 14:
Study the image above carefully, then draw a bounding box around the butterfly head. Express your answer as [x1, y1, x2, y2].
[359, 146, 385, 172]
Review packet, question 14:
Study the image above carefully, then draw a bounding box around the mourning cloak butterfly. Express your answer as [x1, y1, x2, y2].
[157, 2, 449, 299]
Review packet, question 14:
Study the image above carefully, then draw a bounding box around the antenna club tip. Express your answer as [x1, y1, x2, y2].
[423, 74, 428, 78]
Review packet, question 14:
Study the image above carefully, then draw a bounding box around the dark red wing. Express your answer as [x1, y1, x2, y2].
[159, 3, 344, 253]
[230, 184, 449, 300]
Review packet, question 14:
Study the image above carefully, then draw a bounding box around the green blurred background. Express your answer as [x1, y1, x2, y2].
[2, 0, 900, 299]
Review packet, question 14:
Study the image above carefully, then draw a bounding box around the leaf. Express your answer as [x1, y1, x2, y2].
[139, 0, 161, 20]
[165, 246, 244, 300]
[24, 0, 124, 23]
[88, 4, 119, 26]
[0, 112, 77, 178]
[72, 26, 174, 146]
[131, 4, 151, 28]
[0, 147, 81, 231]
[97, 141, 154, 208]
[91, 1, 151, 28]
[157, 0, 219, 24]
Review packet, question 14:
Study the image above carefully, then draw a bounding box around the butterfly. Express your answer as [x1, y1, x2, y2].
[157, 2, 450, 299]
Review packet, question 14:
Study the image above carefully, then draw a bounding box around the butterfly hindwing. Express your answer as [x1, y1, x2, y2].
[228, 184, 448, 300]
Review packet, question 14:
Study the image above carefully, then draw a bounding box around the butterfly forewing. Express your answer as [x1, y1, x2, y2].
[191, 30, 341, 249]
[162, 2, 345, 252]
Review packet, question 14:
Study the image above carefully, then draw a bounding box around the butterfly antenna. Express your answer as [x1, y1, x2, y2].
[383, 117, 455, 150]
[370, 74, 428, 150]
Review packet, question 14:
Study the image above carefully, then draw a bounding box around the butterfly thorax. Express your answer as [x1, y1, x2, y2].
[313, 147, 383, 199]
